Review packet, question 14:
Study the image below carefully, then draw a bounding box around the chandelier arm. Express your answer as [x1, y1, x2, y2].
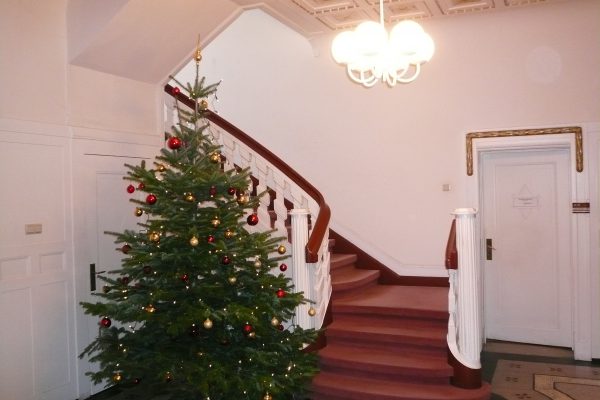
[396, 63, 422, 84]
[347, 66, 378, 87]
[379, 0, 384, 26]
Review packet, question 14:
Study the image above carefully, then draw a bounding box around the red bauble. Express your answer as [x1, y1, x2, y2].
[276, 289, 286, 298]
[277, 324, 284, 331]
[209, 186, 217, 197]
[227, 187, 236, 196]
[133, 378, 141, 385]
[146, 194, 157, 205]
[143, 265, 152, 274]
[120, 276, 130, 285]
[243, 324, 253, 333]
[100, 317, 112, 328]
[121, 244, 131, 254]
[207, 235, 215, 243]
[126, 184, 135, 193]
[138, 182, 145, 190]
[221, 255, 231, 265]
[171, 86, 180, 95]
[167, 137, 182, 150]
[180, 273, 189, 282]
[279, 263, 288, 272]
[247, 213, 259, 226]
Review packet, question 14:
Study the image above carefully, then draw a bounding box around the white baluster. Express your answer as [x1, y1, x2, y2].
[453, 208, 482, 369]
[290, 209, 312, 329]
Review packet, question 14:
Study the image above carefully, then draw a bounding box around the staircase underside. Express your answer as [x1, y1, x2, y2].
[311, 252, 491, 400]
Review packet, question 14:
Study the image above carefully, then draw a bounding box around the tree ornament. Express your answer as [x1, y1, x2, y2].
[199, 99, 209, 110]
[228, 276, 237, 285]
[308, 307, 317, 317]
[211, 217, 221, 228]
[102, 285, 111, 293]
[171, 86, 180, 95]
[167, 137, 182, 150]
[277, 245, 287, 254]
[227, 187, 236, 195]
[180, 273, 189, 282]
[133, 378, 141, 384]
[121, 244, 132, 254]
[120, 276, 130, 285]
[207, 235, 215, 243]
[146, 194, 157, 205]
[247, 213, 259, 226]
[143, 265, 152, 275]
[126, 184, 135, 194]
[137, 182, 145, 190]
[277, 324, 284, 331]
[189, 236, 199, 247]
[276, 289, 286, 298]
[148, 231, 160, 242]
[165, 372, 172, 382]
[184, 193, 195, 202]
[263, 393, 272, 400]
[145, 304, 156, 313]
[279, 263, 288, 272]
[247, 331, 256, 338]
[156, 164, 166, 172]
[134, 207, 143, 217]
[113, 372, 122, 382]
[100, 317, 112, 328]
[271, 317, 280, 327]
[253, 258, 262, 269]
[243, 323, 253, 334]
[221, 255, 231, 265]
[209, 152, 221, 163]
[209, 185, 217, 197]
[224, 229, 234, 239]
[237, 193, 250, 205]
[203, 318, 213, 329]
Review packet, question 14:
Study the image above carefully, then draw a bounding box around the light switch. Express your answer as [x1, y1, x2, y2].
[442, 184, 451, 192]
[25, 224, 43, 234]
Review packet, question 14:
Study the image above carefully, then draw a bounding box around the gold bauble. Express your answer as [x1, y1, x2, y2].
[271, 317, 280, 327]
[145, 304, 156, 313]
[277, 245, 287, 254]
[189, 236, 199, 247]
[247, 331, 256, 338]
[211, 217, 221, 227]
[203, 318, 213, 329]
[263, 393, 272, 400]
[113, 372, 122, 382]
[237, 193, 250, 205]
[134, 207, 143, 217]
[308, 307, 317, 317]
[185, 194, 195, 202]
[148, 232, 160, 242]
[228, 276, 237, 285]
[254, 259, 262, 268]
[199, 99, 209, 110]
[209, 153, 221, 163]
[224, 229, 234, 239]
[156, 164, 166, 172]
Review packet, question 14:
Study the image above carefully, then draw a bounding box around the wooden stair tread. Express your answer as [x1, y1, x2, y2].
[326, 319, 446, 345]
[312, 373, 491, 400]
[331, 268, 379, 289]
[333, 284, 448, 319]
[319, 345, 451, 375]
[330, 253, 358, 269]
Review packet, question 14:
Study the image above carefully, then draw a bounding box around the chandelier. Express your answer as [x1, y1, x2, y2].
[331, 0, 435, 88]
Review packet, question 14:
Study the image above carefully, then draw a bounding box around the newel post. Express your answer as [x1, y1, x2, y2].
[449, 208, 483, 388]
[290, 209, 312, 329]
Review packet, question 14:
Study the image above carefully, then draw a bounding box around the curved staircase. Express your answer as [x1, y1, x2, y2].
[311, 251, 491, 400]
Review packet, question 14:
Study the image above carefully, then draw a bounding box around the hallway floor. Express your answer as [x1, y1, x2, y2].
[86, 341, 600, 400]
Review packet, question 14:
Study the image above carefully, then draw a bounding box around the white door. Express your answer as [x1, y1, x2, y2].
[73, 142, 156, 397]
[482, 149, 572, 347]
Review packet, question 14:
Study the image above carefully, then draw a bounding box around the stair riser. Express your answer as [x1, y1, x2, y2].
[331, 314, 447, 330]
[319, 361, 451, 385]
[331, 281, 379, 299]
[325, 336, 447, 357]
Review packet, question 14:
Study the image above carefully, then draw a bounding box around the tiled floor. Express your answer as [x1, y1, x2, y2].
[87, 340, 599, 400]
[482, 341, 600, 400]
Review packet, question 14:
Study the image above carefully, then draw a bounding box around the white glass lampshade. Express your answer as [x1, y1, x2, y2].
[331, 31, 356, 64]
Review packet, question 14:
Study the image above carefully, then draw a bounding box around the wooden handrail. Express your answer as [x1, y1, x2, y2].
[445, 219, 457, 269]
[164, 84, 331, 263]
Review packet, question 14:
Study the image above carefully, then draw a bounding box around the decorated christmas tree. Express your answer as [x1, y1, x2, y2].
[80, 53, 318, 400]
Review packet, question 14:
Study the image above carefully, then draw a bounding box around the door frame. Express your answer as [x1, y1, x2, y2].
[465, 125, 593, 360]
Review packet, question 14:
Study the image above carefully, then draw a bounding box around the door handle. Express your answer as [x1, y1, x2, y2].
[486, 238, 496, 260]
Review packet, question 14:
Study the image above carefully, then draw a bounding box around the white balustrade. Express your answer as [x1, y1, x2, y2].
[164, 94, 331, 331]
[447, 208, 482, 370]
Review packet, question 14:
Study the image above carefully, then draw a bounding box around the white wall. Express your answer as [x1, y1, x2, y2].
[177, 0, 600, 273]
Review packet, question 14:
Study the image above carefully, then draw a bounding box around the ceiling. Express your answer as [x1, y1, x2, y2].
[232, 0, 570, 36]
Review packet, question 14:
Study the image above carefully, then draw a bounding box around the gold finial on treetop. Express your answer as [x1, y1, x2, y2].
[194, 34, 202, 64]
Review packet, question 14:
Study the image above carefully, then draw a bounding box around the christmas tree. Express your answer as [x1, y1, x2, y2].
[80, 56, 318, 400]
